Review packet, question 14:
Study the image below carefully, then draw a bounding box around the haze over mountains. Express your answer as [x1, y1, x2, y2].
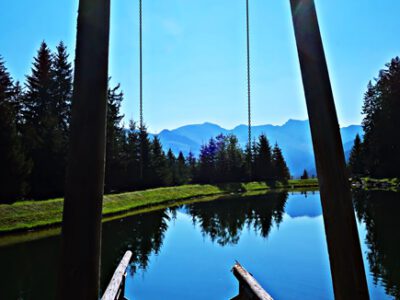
[153, 119, 362, 177]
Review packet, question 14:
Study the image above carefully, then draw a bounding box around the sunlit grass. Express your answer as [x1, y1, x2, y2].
[0, 179, 319, 233]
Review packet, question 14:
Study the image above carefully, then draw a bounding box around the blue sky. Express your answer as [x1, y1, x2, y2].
[1, 0, 399, 132]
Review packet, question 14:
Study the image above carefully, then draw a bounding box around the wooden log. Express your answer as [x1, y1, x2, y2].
[102, 251, 133, 300]
[57, 0, 111, 299]
[231, 262, 273, 300]
[289, 0, 369, 299]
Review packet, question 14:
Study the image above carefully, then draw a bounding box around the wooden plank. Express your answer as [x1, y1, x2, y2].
[232, 262, 273, 300]
[102, 251, 133, 300]
[288, 1, 369, 299]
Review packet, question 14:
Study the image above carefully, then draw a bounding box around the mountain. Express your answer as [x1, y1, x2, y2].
[153, 119, 363, 177]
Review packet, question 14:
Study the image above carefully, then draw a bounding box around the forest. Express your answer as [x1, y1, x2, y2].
[0, 41, 290, 204]
[348, 57, 400, 179]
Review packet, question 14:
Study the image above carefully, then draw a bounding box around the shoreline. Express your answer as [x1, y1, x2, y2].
[0, 180, 318, 237]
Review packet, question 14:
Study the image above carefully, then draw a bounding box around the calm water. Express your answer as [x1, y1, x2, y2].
[0, 190, 399, 299]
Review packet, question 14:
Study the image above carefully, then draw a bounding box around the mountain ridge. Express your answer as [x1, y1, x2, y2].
[150, 119, 362, 177]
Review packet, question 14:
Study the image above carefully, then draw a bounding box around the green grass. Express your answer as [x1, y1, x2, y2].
[0, 179, 319, 234]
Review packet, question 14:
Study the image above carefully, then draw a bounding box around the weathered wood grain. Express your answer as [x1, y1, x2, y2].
[231, 262, 273, 300]
[102, 250, 132, 300]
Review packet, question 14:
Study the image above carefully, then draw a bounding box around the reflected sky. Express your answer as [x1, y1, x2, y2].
[0, 191, 398, 299]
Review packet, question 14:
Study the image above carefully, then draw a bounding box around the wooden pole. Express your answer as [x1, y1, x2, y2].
[288, 0, 369, 299]
[58, 0, 111, 299]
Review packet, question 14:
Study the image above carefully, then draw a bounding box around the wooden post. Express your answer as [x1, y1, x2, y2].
[289, 0, 369, 299]
[58, 0, 111, 299]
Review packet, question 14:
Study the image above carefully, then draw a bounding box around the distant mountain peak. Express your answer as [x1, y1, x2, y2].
[284, 119, 308, 126]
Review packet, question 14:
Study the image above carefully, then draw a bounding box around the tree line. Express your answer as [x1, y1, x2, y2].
[348, 57, 400, 179]
[0, 41, 291, 204]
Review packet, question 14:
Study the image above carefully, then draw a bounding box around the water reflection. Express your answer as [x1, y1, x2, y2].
[353, 190, 400, 299]
[101, 192, 288, 280]
[101, 209, 172, 287]
[0, 190, 398, 299]
[185, 192, 287, 246]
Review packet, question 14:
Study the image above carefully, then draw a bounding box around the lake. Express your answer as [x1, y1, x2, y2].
[0, 190, 398, 299]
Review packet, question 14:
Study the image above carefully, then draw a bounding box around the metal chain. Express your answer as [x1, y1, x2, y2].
[246, 0, 252, 150]
[139, 0, 143, 129]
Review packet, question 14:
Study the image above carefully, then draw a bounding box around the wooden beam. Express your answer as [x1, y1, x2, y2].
[58, 0, 111, 299]
[289, 0, 369, 299]
[231, 262, 273, 300]
[102, 251, 133, 300]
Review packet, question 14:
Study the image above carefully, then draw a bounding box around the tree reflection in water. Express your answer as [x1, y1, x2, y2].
[101, 208, 172, 288]
[186, 192, 288, 246]
[353, 190, 400, 299]
[100, 191, 288, 286]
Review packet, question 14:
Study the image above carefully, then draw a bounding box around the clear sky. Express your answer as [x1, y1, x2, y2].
[1, 0, 399, 132]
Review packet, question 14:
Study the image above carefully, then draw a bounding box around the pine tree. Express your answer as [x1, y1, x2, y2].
[272, 143, 290, 183]
[176, 151, 188, 185]
[0, 57, 31, 202]
[166, 149, 177, 185]
[301, 169, 309, 180]
[198, 138, 217, 183]
[186, 151, 197, 182]
[51, 41, 72, 134]
[244, 142, 253, 181]
[23, 42, 65, 198]
[215, 134, 228, 182]
[105, 83, 126, 192]
[254, 134, 273, 182]
[150, 136, 167, 187]
[348, 134, 364, 177]
[125, 120, 140, 188]
[226, 135, 244, 182]
[362, 57, 400, 178]
[138, 125, 152, 187]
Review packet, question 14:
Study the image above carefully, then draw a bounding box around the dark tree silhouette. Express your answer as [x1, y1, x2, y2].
[254, 134, 273, 182]
[150, 136, 167, 187]
[348, 134, 364, 177]
[272, 143, 291, 183]
[23, 42, 67, 198]
[361, 57, 400, 178]
[353, 190, 400, 299]
[301, 169, 309, 180]
[105, 83, 126, 192]
[0, 57, 31, 203]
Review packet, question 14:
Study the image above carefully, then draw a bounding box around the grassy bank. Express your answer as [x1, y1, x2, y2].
[0, 179, 318, 234]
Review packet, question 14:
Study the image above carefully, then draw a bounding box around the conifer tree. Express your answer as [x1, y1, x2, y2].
[105, 83, 126, 192]
[348, 134, 364, 177]
[361, 57, 400, 178]
[271, 143, 290, 183]
[125, 120, 140, 188]
[51, 41, 72, 134]
[150, 136, 167, 187]
[215, 134, 228, 182]
[0, 57, 31, 202]
[198, 138, 217, 183]
[254, 134, 273, 182]
[226, 135, 244, 182]
[138, 125, 152, 187]
[176, 151, 188, 185]
[301, 169, 309, 180]
[244, 142, 253, 181]
[187, 151, 197, 182]
[23, 42, 64, 198]
[166, 149, 177, 185]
